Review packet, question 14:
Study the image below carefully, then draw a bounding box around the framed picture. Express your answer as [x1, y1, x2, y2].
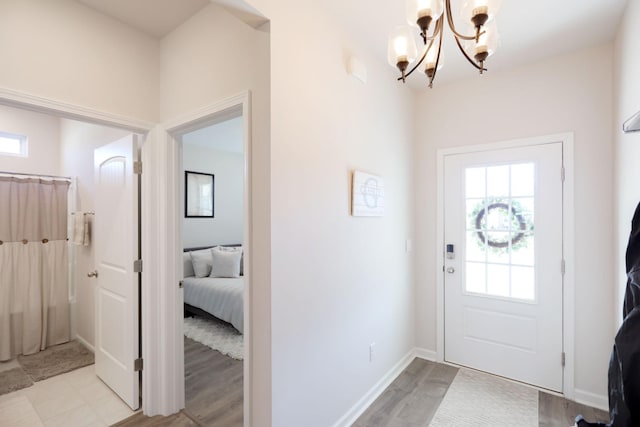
[185, 171, 214, 217]
[352, 170, 384, 217]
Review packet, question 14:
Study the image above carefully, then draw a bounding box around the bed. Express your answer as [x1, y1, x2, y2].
[183, 246, 244, 334]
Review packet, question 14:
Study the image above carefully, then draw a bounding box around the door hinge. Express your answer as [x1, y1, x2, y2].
[134, 358, 143, 372]
[561, 352, 566, 367]
[561, 166, 565, 182]
[561, 259, 566, 276]
[134, 161, 142, 175]
[133, 259, 143, 273]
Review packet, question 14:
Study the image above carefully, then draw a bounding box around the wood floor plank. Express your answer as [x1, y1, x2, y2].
[353, 359, 458, 427]
[539, 392, 609, 426]
[183, 337, 243, 427]
[115, 337, 243, 427]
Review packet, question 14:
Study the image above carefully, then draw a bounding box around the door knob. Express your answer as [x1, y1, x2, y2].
[447, 267, 455, 274]
[87, 270, 98, 278]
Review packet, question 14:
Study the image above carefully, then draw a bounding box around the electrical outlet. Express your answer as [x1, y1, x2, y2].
[369, 342, 376, 362]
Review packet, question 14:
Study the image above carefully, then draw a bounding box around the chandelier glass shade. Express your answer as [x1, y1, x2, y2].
[388, 0, 502, 88]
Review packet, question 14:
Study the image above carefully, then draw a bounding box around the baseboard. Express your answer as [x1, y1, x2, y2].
[413, 347, 437, 362]
[74, 334, 95, 353]
[574, 388, 608, 412]
[332, 350, 415, 427]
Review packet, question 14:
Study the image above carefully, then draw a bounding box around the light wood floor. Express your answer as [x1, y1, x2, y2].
[115, 350, 609, 426]
[113, 337, 243, 427]
[354, 358, 610, 427]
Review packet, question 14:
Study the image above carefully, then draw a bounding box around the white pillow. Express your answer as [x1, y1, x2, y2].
[210, 246, 242, 278]
[183, 252, 196, 277]
[217, 246, 244, 276]
[190, 249, 214, 278]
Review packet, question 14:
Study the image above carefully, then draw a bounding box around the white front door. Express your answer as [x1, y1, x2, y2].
[94, 135, 140, 410]
[443, 142, 563, 392]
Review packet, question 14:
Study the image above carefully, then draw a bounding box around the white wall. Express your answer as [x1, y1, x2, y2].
[183, 144, 244, 247]
[160, 3, 272, 422]
[164, 2, 415, 425]
[414, 44, 615, 403]
[266, 2, 414, 426]
[613, 0, 640, 327]
[0, 0, 159, 122]
[0, 104, 60, 175]
[59, 119, 131, 348]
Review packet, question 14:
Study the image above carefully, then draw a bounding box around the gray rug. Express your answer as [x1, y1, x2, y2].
[0, 367, 34, 395]
[430, 367, 538, 426]
[184, 316, 244, 360]
[18, 340, 94, 382]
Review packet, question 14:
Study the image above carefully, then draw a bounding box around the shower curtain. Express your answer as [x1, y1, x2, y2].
[0, 175, 70, 361]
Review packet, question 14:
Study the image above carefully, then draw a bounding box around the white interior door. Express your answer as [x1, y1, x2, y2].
[443, 143, 563, 392]
[94, 135, 140, 410]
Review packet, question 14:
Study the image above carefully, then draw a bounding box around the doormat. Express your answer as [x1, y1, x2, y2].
[430, 367, 538, 426]
[0, 367, 33, 395]
[18, 341, 94, 382]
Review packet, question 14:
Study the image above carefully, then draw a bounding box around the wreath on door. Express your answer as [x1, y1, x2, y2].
[469, 198, 534, 252]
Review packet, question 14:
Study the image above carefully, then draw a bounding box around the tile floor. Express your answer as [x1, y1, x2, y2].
[0, 365, 137, 427]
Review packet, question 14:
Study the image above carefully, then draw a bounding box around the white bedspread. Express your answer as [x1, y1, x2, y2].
[183, 276, 244, 334]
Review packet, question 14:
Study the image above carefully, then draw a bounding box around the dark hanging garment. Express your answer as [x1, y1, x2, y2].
[577, 202, 640, 427]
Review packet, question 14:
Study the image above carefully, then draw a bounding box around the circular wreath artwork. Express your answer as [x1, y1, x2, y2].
[469, 199, 533, 251]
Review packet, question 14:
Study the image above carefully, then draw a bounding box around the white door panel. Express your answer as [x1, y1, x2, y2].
[444, 143, 563, 392]
[94, 135, 140, 410]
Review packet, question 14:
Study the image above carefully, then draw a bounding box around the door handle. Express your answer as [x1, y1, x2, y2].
[447, 267, 455, 274]
[87, 270, 99, 278]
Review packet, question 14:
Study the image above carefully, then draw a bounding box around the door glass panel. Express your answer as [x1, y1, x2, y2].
[466, 231, 486, 262]
[464, 163, 536, 301]
[511, 163, 535, 196]
[487, 264, 510, 297]
[486, 165, 509, 197]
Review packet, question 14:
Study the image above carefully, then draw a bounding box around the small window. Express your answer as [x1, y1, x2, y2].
[0, 132, 28, 157]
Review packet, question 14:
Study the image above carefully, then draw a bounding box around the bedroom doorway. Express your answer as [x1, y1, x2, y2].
[173, 102, 248, 425]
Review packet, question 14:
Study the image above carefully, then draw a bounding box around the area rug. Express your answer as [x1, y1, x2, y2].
[0, 367, 34, 395]
[18, 340, 94, 382]
[430, 368, 538, 426]
[183, 317, 244, 360]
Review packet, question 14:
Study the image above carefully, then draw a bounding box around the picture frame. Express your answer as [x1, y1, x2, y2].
[352, 170, 384, 217]
[185, 171, 214, 218]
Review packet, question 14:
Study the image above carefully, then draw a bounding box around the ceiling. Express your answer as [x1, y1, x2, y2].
[327, 0, 628, 89]
[76, 0, 210, 38]
[75, 0, 628, 89]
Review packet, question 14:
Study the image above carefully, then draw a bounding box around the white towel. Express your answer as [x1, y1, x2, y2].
[83, 213, 90, 246]
[72, 212, 90, 246]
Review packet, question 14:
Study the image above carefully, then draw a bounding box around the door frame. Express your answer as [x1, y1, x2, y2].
[435, 132, 575, 398]
[162, 91, 253, 425]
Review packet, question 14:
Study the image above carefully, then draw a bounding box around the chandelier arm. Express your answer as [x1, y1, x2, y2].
[428, 23, 445, 88]
[397, 18, 443, 81]
[445, 0, 477, 41]
[397, 41, 430, 81]
[426, 15, 444, 42]
[453, 34, 486, 71]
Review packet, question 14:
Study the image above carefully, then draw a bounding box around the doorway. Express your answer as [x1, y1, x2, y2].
[439, 136, 573, 393]
[0, 102, 145, 425]
[165, 95, 251, 424]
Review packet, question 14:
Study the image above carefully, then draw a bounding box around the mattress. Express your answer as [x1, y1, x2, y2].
[183, 276, 244, 334]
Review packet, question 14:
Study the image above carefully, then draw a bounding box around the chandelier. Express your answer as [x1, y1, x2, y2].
[388, 0, 502, 88]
